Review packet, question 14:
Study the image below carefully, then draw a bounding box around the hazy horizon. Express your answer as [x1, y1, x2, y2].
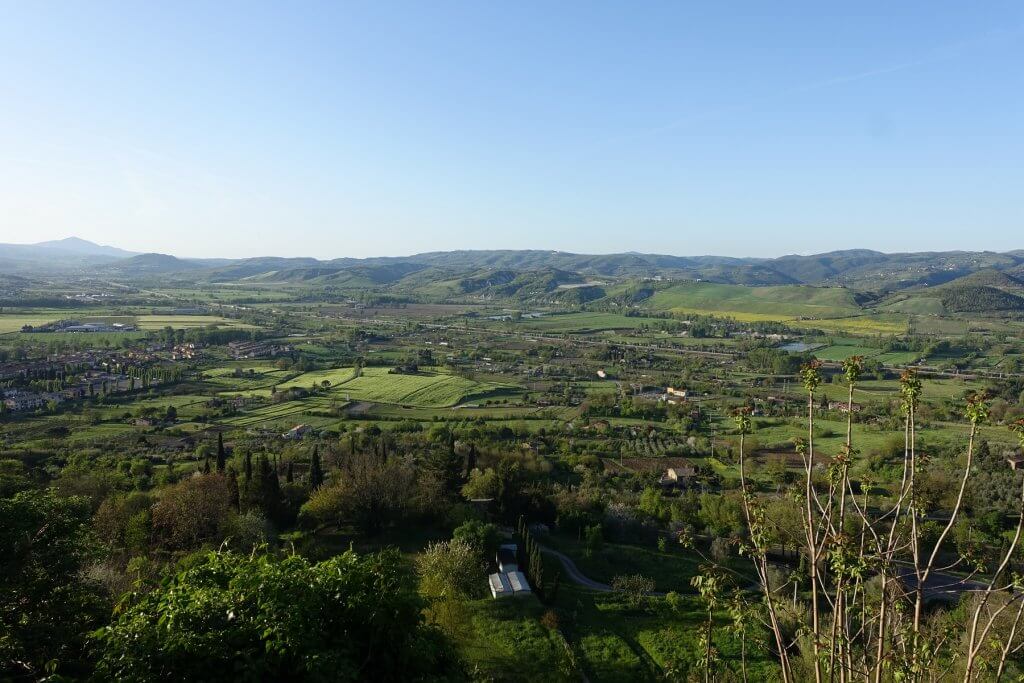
[2, 2, 1022, 258]
[5, 234, 1023, 263]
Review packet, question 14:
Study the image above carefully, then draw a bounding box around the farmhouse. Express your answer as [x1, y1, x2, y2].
[659, 466, 697, 488]
[666, 386, 687, 399]
[828, 401, 863, 413]
[283, 424, 312, 440]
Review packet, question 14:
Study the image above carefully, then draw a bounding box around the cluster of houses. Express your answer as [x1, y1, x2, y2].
[1, 371, 143, 412]
[171, 343, 202, 360]
[488, 544, 532, 599]
[633, 385, 689, 404]
[228, 340, 293, 360]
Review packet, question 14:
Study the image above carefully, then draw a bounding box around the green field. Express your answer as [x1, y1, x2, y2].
[275, 367, 357, 390]
[331, 367, 516, 407]
[216, 366, 516, 408]
[0, 314, 62, 333]
[511, 312, 675, 334]
[637, 283, 909, 333]
[222, 396, 346, 427]
[646, 282, 862, 319]
[135, 315, 257, 330]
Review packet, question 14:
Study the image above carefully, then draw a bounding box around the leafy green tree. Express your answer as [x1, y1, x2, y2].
[151, 472, 234, 550]
[452, 519, 499, 561]
[1, 490, 106, 679]
[94, 549, 459, 682]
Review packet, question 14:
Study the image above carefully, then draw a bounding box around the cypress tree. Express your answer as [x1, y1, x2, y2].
[227, 470, 240, 510]
[465, 443, 477, 478]
[216, 432, 226, 472]
[243, 451, 253, 483]
[202, 456, 211, 474]
[286, 461, 294, 483]
[309, 446, 323, 489]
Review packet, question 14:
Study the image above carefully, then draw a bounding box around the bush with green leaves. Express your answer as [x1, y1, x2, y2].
[93, 548, 460, 682]
[1, 490, 106, 680]
[452, 519, 499, 562]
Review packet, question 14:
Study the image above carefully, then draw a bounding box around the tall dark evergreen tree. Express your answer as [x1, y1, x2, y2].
[227, 470, 240, 510]
[243, 452, 253, 483]
[464, 443, 477, 478]
[309, 446, 324, 489]
[216, 432, 226, 472]
[202, 456, 211, 474]
[286, 461, 294, 483]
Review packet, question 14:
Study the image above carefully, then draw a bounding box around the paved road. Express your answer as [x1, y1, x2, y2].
[539, 546, 614, 591]
[540, 545, 669, 597]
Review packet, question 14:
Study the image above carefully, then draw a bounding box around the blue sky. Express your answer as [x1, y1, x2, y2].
[0, 1, 1021, 258]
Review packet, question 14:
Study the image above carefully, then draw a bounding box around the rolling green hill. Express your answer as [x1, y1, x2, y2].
[643, 281, 863, 319]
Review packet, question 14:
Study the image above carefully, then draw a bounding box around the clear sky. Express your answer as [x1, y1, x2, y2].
[1, 1, 1022, 259]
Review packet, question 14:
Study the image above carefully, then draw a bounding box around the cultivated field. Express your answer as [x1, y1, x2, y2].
[330, 367, 517, 407]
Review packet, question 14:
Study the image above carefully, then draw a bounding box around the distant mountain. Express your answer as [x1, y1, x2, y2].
[108, 253, 205, 274]
[0, 236, 140, 272]
[31, 236, 138, 258]
[3, 239, 1024, 295]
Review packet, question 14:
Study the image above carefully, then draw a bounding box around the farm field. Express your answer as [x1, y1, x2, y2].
[274, 367, 356, 390]
[510, 312, 676, 334]
[330, 367, 518, 407]
[0, 314, 63, 333]
[812, 344, 922, 365]
[134, 315, 257, 330]
[646, 282, 862, 318]
[221, 396, 347, 428]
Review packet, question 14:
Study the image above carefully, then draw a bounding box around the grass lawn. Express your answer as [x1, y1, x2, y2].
[449, 598, 573, 682]
[543, 534, 753, 594]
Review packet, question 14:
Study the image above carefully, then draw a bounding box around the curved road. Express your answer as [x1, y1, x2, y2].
[540, 545, 668, 597]
[539, 546, 613, 592]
